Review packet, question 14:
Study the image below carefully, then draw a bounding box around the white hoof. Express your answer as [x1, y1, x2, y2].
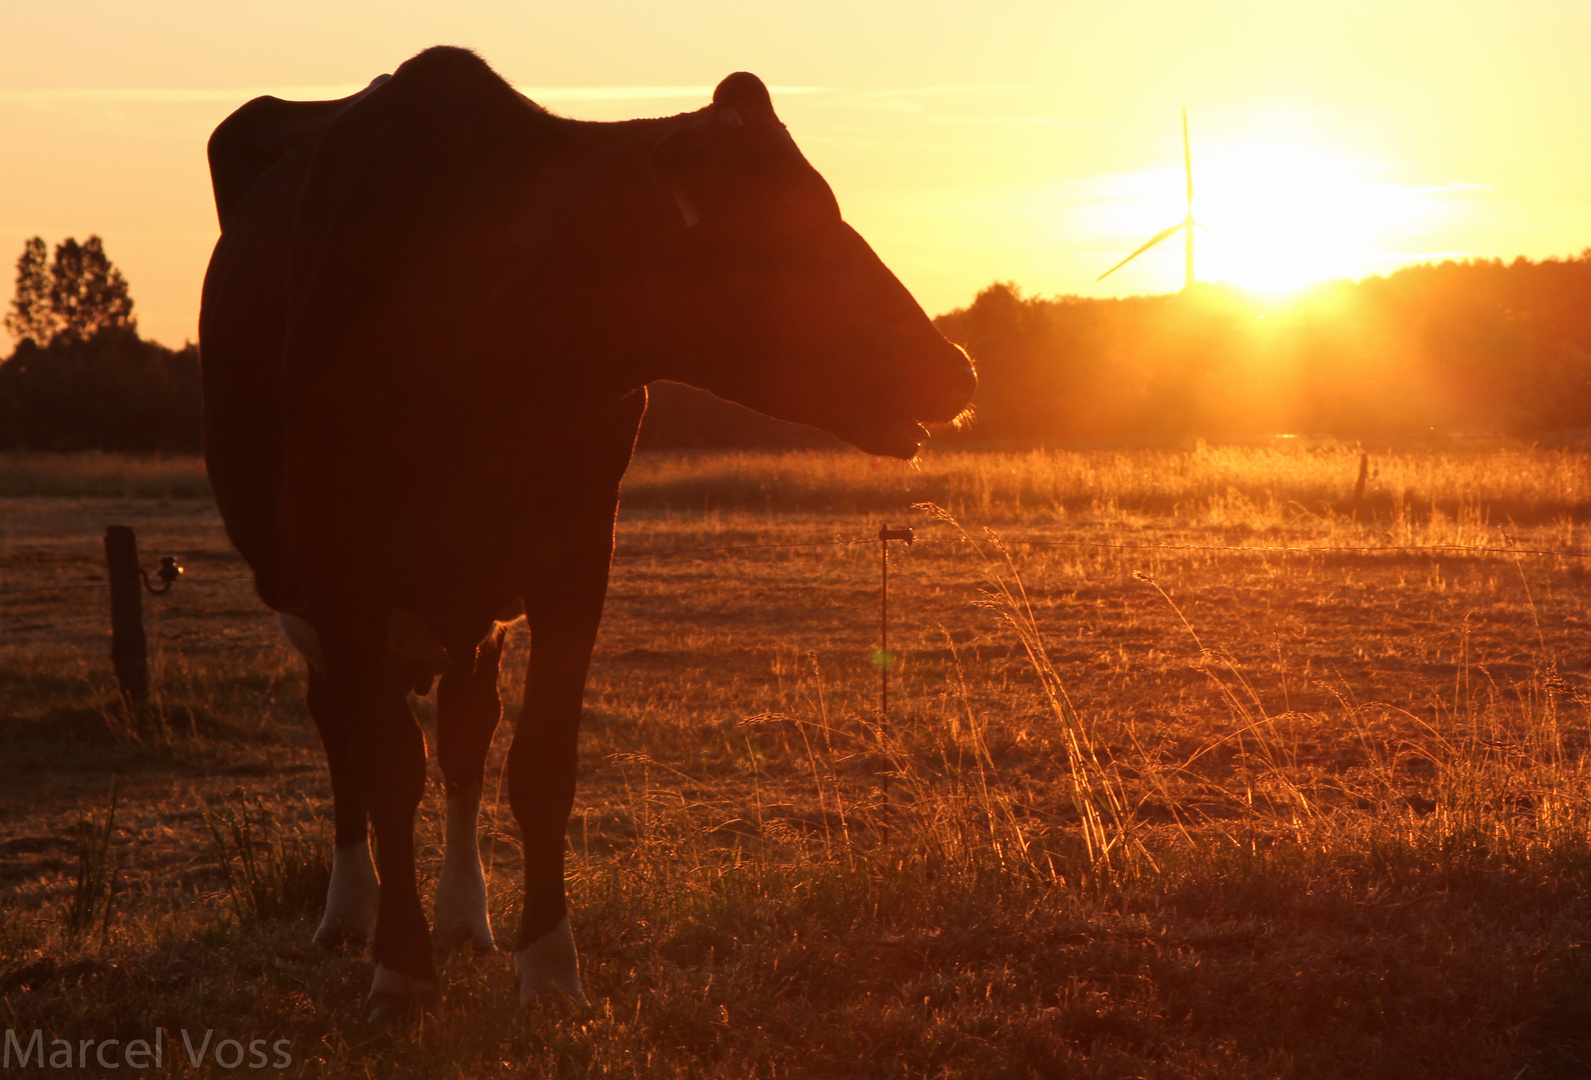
[434, 862, 494, 953]
[515, 917, 588, 1007]
[314, 841, 380, 949]
[434, 785, 495, 953]
[367, 964, 440, 1026]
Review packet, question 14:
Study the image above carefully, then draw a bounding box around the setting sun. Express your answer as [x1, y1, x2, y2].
[1196, 137, 1469, 295]
[1087, 117, 1478, 297]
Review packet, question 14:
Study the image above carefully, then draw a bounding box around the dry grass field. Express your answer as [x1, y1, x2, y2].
[5, 444, 1591, 1077]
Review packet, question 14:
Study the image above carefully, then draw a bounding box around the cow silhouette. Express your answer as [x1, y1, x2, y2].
[200, 46, 975, 1022]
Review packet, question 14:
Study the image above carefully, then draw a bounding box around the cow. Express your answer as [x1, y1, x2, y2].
[199, 45, 975, 1023]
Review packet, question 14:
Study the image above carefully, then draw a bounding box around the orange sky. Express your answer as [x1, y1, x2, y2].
[3, 0, 1588, 349]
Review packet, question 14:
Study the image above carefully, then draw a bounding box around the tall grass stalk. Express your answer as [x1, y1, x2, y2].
[63, 777, 119, 940]
[1124, 565, 1591, 869]
[204, 799, 330, 925]
[915, 503, 1147, 881]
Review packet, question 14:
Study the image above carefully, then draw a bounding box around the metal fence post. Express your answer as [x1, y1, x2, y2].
[876, 524, 914, 829]
[878, 525, 914, 718]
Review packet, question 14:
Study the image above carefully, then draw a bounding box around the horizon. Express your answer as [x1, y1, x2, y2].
[3, 0, 1589, 350]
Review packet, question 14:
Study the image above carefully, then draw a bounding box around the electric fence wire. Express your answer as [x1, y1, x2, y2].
[2, 535, 1586, 600]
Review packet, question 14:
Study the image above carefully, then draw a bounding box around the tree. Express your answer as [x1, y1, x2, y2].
[4, 237, 55, 346]
[48, 236, 135, 341]
[0, 235, 198, 452]
[4, 235, 136, 347]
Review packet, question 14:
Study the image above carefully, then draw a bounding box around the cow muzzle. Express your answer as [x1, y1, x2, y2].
[923, 344, 977, 423]
[850, 343, 976, 458]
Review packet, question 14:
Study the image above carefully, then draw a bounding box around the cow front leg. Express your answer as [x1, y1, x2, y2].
[433, 625, 506, 954]
[304, 666, 380, 949]
[507, 595, 603, 1007]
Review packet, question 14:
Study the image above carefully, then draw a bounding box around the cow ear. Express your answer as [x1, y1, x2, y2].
[712, 72, 777, 124]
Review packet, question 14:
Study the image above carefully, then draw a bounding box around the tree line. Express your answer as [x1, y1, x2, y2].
[2, 236, 199, 452]
[5, 237, 1591, 453]
[932, 252, 1591, 444]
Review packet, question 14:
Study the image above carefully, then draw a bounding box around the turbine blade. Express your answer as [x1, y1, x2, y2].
[1096, 223, 1185, 282]
[1182, 106, 1193, 207]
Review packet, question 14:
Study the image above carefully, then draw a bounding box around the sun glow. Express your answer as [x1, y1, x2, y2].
[1087, 121, 1474, 299]
[1196, 139, 1457, 295]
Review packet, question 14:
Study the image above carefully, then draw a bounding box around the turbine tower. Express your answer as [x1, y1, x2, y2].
[1098, 107, 1199, 291]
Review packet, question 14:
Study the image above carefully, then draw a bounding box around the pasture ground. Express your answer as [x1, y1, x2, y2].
[4, 445, 1591, 1077]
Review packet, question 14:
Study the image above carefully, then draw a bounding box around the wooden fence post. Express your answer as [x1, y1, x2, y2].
[103, 525, 148, 704]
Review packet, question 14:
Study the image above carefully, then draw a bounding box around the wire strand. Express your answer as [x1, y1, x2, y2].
[614, 536, 1589, 561]
[3, 535, 1583, 599]
[0, 574, 254, 598]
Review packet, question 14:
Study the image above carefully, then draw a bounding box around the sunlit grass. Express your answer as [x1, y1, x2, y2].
[617, 442, 1591, 525]
[8, 443, 1591, 527]
[5, 449, 1591, 1075]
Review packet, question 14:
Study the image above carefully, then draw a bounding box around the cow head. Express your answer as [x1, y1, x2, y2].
[646, 73, 975, 459]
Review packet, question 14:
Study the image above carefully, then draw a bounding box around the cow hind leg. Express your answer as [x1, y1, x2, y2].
[288, 622, 379, 951]
[361, 712, 438, 1023]
[433, 625, 506, 954]
[317, 626, 440, 1025]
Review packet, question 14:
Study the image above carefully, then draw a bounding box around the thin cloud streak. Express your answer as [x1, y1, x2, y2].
[524, 84, 824, 102]
[843, 82, 1034, 99]
[0, 86, 369, 104]
[1044, 166, 1491, 207]
[0, 84, 826, 105]
[927, 115, 1109, 129]
[811, 83, 1091, 120]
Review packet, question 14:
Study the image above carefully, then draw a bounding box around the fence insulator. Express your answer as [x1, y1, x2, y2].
[144, 555, 183, 595]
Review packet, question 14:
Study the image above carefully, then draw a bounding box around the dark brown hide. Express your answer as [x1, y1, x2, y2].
[199, 45, 973, 1010]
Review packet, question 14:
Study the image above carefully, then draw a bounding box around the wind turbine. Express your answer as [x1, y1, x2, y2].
[1098, 107, 1199, 291]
